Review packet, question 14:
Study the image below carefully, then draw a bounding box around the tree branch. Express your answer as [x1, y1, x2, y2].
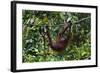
[73, 16, 91, 24]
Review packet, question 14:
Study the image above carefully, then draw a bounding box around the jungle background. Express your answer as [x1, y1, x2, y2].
[22, 10, 91, 63]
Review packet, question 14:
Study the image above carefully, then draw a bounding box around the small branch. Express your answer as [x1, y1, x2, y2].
[73, 16, 91, 24]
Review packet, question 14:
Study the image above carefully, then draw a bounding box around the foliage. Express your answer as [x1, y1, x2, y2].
[22, 10, 91, 63]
